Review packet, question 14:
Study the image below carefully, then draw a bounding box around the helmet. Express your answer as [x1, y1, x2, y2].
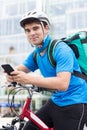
[20, 10, 50, 27]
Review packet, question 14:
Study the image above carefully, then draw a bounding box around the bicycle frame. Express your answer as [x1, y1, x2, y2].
[19, 95, 53, 130]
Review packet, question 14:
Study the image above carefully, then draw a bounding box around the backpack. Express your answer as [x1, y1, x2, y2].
[33, 31, 87, 80]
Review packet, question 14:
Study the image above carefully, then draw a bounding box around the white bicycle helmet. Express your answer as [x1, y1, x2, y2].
[20, 10, 50, 28]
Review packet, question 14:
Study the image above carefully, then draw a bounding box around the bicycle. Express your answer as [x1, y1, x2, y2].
[0, 83, 54, 130]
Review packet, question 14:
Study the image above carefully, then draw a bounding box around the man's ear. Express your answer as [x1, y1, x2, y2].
[45, 25, 49, 34]
[45, 24, 49, 30]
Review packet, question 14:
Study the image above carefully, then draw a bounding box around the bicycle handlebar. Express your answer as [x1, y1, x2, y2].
[8, 82, 21, 87]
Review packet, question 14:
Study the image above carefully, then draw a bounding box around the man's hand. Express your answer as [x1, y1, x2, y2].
[8, 70, 28, 84]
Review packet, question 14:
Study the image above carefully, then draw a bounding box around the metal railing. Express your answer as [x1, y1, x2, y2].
[0, 53, 28, 68]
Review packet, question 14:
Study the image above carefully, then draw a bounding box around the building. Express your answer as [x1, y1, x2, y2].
[0, 0, 87, 55]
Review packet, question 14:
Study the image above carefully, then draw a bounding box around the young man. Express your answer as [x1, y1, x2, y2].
[6, 10, 87, 130]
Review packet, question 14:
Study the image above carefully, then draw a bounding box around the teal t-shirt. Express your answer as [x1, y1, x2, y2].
[23, 40, 87, 107]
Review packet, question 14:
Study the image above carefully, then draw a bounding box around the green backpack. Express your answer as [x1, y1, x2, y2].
[34, 31, 87, 80]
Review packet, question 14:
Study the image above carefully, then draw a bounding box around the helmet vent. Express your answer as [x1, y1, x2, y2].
[28, 12, 31, 15]
[32, 12, 37, 15]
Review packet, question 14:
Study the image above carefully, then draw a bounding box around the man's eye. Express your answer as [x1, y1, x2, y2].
[33, 27, 39, 30]
[25, 29, 30, 33]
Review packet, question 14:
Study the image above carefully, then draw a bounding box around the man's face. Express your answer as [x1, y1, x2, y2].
[24, 22, 49, 46]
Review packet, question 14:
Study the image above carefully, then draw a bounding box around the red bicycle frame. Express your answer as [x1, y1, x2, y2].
[19, 93, 54, 130]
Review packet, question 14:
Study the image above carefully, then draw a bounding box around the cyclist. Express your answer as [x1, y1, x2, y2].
[6, 10, 87, 130]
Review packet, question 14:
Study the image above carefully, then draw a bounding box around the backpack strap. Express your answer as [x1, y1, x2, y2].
[47, 39, 61, 67]
[33, 52, 38, 65]
[73, 71, 87, 80]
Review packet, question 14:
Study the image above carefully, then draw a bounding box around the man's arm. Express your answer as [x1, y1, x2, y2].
[15, 64, 31, 73]
[9, 71, 71, 91]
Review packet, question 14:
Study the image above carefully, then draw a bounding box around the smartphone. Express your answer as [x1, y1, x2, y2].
[1, 64, 14, 75]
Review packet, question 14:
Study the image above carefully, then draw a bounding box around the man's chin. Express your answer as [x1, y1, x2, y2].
[31, 42, 42, 47]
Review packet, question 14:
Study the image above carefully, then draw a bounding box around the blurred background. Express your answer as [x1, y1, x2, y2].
[0, 0, 87, 124]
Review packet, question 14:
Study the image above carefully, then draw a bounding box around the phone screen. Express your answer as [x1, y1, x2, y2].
[1, 64, 14, 75]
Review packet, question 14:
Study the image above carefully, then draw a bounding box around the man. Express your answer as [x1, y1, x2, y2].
[6, 10, 87, 130]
